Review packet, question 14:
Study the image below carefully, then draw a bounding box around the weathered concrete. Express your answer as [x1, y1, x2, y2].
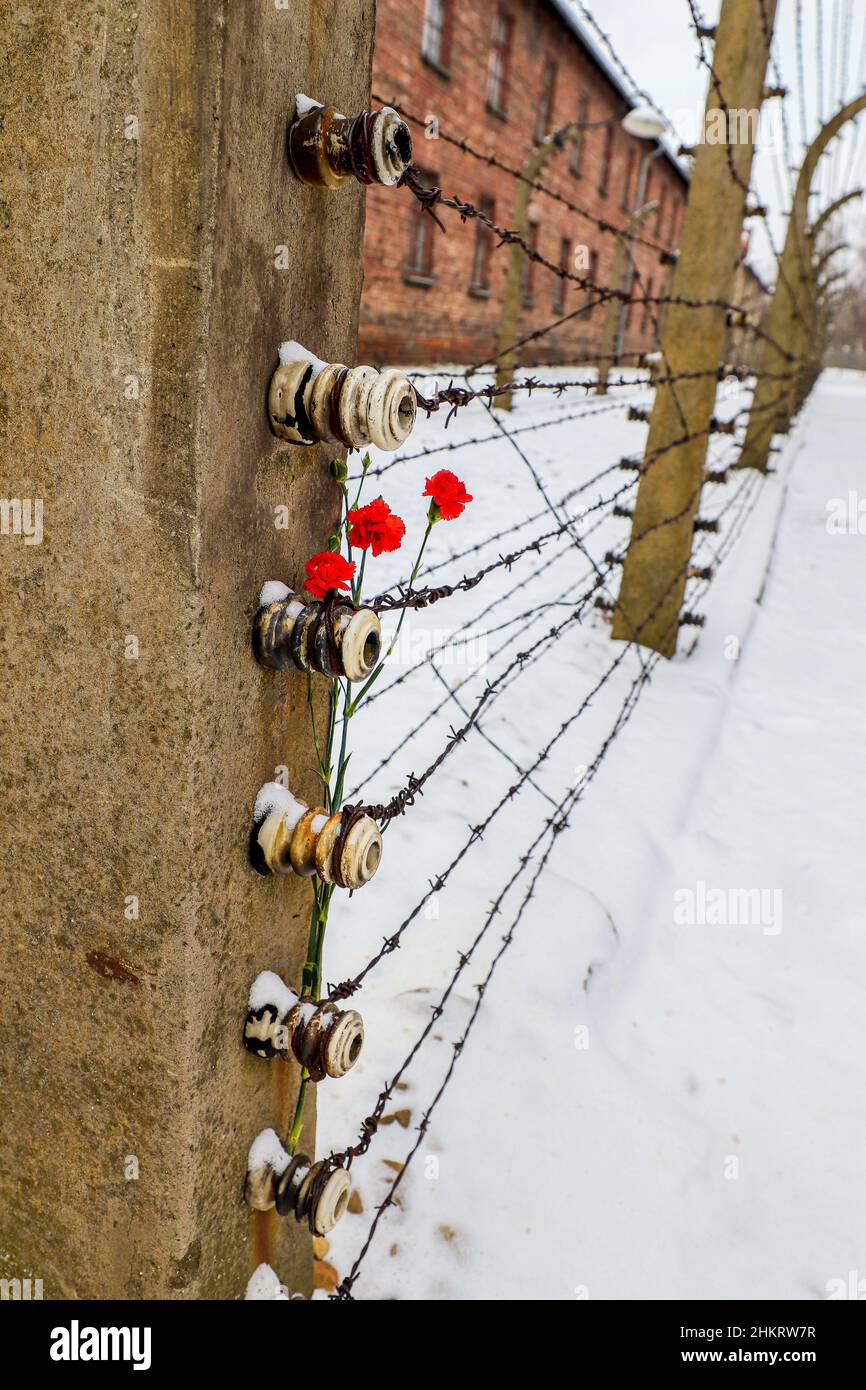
[738, 91, 866, 471]
[611, 0, 777, 656]
[0, 0, 374, 1298]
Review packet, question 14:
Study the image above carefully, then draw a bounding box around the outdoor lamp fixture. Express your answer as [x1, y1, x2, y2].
[621, 104, 668, 141]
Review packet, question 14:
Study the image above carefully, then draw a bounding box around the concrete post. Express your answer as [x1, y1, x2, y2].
[738, 91, 866, 470]
[612, 0, 778, 657]
[0, 0, 374, 1299]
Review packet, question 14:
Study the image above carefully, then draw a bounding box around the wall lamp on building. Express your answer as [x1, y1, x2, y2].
[244, 970, 365, 1081]
[250, 782, 383, 891]
[269, 341, 417, 451]
[287, 94, 413, 189]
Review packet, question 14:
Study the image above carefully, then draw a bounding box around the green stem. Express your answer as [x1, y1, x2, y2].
[287, 1074, 309, 1154]
[347, 521, 433, 714]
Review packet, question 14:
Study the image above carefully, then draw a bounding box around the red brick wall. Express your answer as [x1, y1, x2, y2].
[359, 0, 688, 368]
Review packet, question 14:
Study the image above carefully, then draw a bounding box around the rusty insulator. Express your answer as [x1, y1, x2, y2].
[627, 405, 649, 422]
[243, 970, 364, 1081]
[250, 782, 382, 890]
[245, 1130, 351, 1236]
[287, 97, 412, 189]
[254, 581, 381, 682]
[693, 516, 720, 533]
[269, 342, 416, 451]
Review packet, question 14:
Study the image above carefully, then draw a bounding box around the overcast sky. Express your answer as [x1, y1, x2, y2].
[569, 0, 866, 279]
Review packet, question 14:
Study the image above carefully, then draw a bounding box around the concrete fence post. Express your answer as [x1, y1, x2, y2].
[0, 0, 374, 1299]
[738, 90, 866, 471]
[611, 0, 778, 658]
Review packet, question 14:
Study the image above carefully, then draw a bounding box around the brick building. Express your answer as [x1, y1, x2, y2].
[359, 0, 691, 367]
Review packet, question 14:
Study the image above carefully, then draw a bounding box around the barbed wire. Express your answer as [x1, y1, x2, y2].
[328, 453, 770, 1298]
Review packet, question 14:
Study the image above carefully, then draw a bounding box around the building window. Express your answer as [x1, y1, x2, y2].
[487, 10, 513, 116]
[642, 276, 655, 332]
[521, 222, 539, 306]
[585, 249, 599, 316]
[405, 173, 437, 283]
[553, 237, 570, 313]
[656, 183, 667, 236]
[570, 93, 589, 176]
[669, 197, 680, 245]
[535, 59, 557, 141]
[469, 196, 495, 295]
[599, 125, 614, 197]
[621, 149, 635, 213]
[421, 0, 451, 73]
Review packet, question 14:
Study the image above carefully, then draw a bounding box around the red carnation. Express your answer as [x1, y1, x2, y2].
[423, 469, 473, 522]
[304, 550, 356, 599]
[347, 497, 406, 557]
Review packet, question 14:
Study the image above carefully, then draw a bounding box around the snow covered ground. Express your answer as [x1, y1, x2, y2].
[316, 367, 866, 1301]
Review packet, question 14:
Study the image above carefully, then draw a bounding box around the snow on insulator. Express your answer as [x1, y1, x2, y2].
[244, 969, 364, 1081]
[245, 1131, 351, 1236]
[254, 583, 381, 682]
[250, 782, 382, 891]
[287, 97, 412, 189]
[269, 342, 417, 451]
[245, 1264, 290, 1300]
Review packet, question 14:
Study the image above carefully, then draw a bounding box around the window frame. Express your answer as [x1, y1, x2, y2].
[469, 195, 496, 296]
[598, 124, 614, 197]
[486, 9, 514, 117]
[553, 236, 571, 314]
[521, 220, 540, 307]
[570, 92, 589, 177]
[421, 0, 452, 77]
[404, 172, 438, 285]
[535, 58, 558, 142]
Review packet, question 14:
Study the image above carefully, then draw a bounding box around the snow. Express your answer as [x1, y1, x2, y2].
[253, 781, 307, 829]
[312, 366, 866, 1300]
[294, 93, 323, 117]
[259, 579, 291, 608]
[247, 1128, 290, 1177]
[248, 970, 296, 1017]
[278, 340, 329, 380]
[245, 1264, 290, 1301]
